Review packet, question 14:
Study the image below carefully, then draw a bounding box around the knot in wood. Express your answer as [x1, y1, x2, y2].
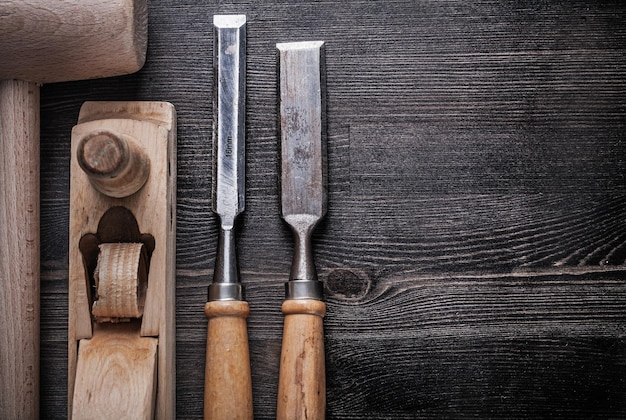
[325, 269, 370, 300]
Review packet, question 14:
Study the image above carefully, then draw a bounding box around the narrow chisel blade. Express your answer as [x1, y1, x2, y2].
[212, 14, 246, 230]
[204, 19, 253, 420]
[210, 14, 246, 299]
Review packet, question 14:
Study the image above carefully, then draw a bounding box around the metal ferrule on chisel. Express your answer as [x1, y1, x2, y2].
[277, 41, 327, 301]
[209, 14, 246, 301]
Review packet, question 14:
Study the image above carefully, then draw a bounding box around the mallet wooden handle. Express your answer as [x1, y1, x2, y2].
[204, 300, 253, 420]
[277, 299, 326, 420]
[0, 79, 40, 419]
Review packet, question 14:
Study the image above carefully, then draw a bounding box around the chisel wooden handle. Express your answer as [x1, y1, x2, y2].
[204, 300, 253, 420]
[277, 299, 326, 420]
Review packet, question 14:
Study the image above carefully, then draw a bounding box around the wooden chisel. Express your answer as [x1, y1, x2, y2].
[276, 40, 327, 420]
[204, 14, 253, 420]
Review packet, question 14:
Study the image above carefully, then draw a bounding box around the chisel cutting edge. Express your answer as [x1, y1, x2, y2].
[204, 14, 253, 420]
[276, 40, 327, 420]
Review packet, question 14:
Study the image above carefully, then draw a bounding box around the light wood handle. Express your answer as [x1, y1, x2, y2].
[0, 79, 40, 419]
[277, 299, 326, 420]
[204, 300, 253, 420]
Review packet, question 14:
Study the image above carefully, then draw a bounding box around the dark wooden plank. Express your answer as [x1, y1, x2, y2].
[325, 336, 626, 419]
[37, 0, 626, 418]
[317, 193, 626, 274]
[320, 271, 626, 419]
[349, 124, 626, 194]
[175, 271, 626, 419]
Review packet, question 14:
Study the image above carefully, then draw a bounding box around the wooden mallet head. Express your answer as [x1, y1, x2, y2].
[0, 0, 147, 84]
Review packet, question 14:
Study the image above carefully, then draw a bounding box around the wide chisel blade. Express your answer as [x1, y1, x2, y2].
[276, 40, 327, 420]
[277, 40, 327, 293]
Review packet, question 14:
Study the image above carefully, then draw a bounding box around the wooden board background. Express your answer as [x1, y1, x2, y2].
[39, 1, 626, 418]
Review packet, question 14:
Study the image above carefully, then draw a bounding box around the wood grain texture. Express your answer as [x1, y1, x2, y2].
[38, 1, 626, 418]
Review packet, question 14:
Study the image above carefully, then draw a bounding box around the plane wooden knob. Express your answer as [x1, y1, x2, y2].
[77, 130, 150, 198]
